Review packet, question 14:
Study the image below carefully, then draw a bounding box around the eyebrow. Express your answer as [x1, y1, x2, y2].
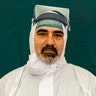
[54, 30, 64, 34]
[36, 29, 48, 33]
[36, 29, 64, 34]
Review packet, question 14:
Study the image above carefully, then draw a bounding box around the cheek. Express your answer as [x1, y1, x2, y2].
[34, 38, 40, 52]
[34, 37, 45, 55]
[57, 40, 64, 55]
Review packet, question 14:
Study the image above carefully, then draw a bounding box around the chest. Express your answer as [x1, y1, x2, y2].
[15, 70, 85, 96]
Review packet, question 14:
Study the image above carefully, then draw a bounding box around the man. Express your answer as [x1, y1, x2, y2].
[0, 5, 96, 96]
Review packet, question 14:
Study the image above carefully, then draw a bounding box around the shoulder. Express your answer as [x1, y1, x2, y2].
[72, 64, 96, 85]
[67, 63, 95, 77]
[1, 66, 24, 78]
[0, 66, 25, 95]
[63, 63, 96, 86]
[0, 66, 24, 85]
[68, 64, 96, 93]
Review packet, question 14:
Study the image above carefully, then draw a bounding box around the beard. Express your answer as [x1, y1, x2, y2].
[39, 44, 59, 64]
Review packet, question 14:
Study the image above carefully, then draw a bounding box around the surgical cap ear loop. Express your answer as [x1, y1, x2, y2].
[29, 18, 36, 54]
[74, 67, 92, 96]
[61, 24, 68, 57]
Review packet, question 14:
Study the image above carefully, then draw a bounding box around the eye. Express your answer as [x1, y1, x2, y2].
[53, 33, 64, 39]
[37, 32, 48, 37]
[36, 29, 48, 38]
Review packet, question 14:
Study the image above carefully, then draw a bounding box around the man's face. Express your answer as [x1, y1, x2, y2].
[34, 26, 64, 64]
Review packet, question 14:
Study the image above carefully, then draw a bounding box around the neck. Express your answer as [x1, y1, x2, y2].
[26, 52, 67, 76]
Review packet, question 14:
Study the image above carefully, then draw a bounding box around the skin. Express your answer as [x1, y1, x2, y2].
[34, 26, 64, 64]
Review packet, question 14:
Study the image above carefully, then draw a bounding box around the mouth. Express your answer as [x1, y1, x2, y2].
[41, 44, 58, 53]
[42, 49, 57, 58]
[41, 44, 58, 58]
[39, 45, 59, 64]
[43, 49, 55, 53]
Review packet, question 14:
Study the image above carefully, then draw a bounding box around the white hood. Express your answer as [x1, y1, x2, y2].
[26, 20, 68, 76]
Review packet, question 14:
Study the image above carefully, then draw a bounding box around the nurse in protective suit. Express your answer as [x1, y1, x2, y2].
[0, 5, 96, 96]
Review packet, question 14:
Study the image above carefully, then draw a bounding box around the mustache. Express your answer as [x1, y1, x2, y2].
[41, 44, 58, 55]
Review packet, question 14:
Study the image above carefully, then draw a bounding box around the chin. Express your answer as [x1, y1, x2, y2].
[43, 58, 55, 64]
[39, 54, 59, 64]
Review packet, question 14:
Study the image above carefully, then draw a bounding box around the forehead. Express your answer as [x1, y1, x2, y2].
[35, 26, 63, 33]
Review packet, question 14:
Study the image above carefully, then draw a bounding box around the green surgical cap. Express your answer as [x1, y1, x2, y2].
[33, 5, 70, 31]
[36, 19, 63, 30]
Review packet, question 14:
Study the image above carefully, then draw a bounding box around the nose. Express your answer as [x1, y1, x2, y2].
[46, 33, 55, 45]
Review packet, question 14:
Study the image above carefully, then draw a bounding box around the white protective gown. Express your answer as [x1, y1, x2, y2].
[0, 63, 96, 96]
